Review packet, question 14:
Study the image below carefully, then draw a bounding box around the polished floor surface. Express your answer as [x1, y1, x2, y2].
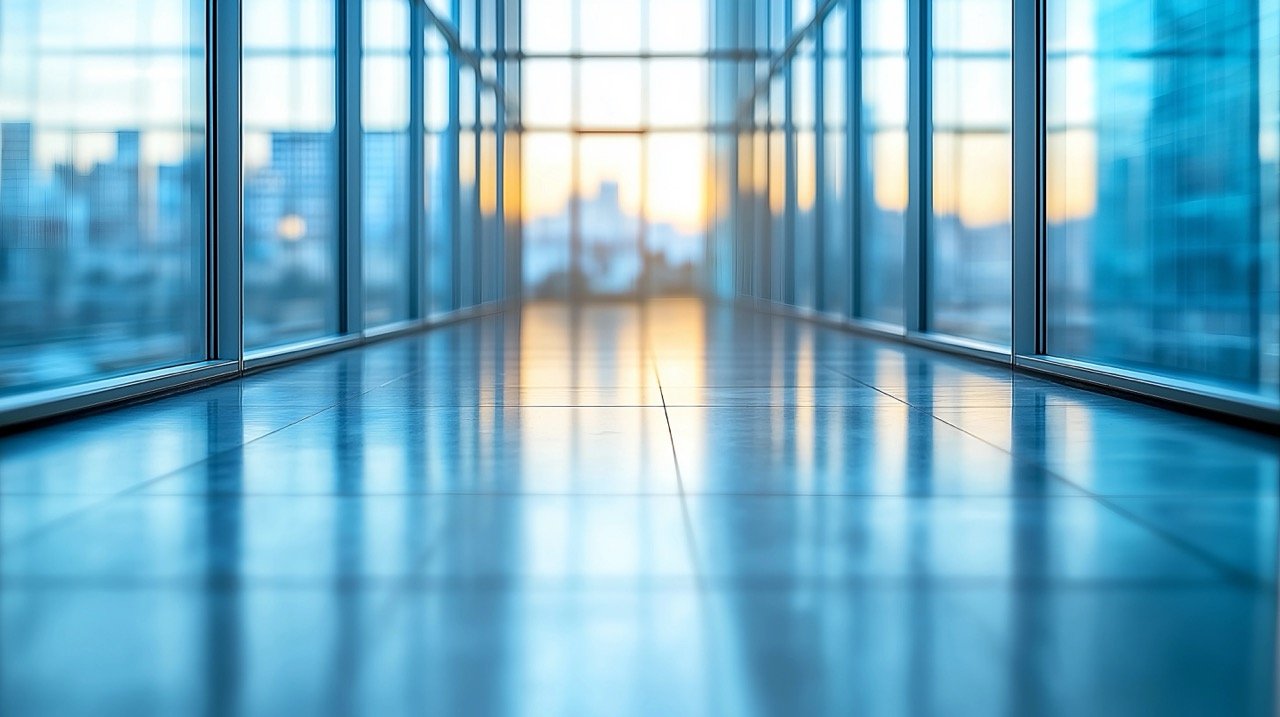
[2, 300, 1278, 716]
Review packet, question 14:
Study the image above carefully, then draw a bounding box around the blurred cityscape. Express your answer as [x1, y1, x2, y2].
[0, 125, 416, 391]
[0, 123, 205, 392]
[523, 179, 702, 298]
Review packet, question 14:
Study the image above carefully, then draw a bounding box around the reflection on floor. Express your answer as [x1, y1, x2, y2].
[2, 299, 1277, 715]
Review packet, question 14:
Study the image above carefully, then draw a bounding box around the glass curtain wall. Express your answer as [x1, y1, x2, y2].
[928, 0, 1012, 346]
[520, 0, 711, 300]
[721, 0, 1279, 420]
[1, 0, 513, 427]
[242, 0, 340, 350]
[1045, 0, 1280, 402]
[860, 0, 907, 326]
[0, 0, 207, 395]
[363, 0, 413, 328]
[425, 19, 455, 315]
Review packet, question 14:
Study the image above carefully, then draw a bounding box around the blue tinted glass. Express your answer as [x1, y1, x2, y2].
[0, 0, 207, 396]
[458, 68, 479, 306]
[425, 28, 454, 314]
[821, 5, 850, 316]
[860, 0, 907, 326]
[363, 0, 412, 328]
[242, 0, 339, 350]
[1045, 0, 1280, 402]
[793, 50, 818, 310]
[928, 0, 1012, 346]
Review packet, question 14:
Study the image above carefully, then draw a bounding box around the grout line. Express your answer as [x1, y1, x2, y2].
[823, 362, 1267, 588]
[651, 355, 709, 591]
[0, 369, 419, 552]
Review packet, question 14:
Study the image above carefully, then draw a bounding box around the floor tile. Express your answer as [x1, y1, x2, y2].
[1, 300, 1276, 716]
[686, 495, 1226, 583]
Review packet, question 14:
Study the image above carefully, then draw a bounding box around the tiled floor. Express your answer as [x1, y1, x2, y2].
[2, 299, 1277, 716]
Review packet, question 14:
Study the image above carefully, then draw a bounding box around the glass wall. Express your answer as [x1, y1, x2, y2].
[860, 0, 907, 326]
[0, 0, 206, 395]
[3, 0, 1277, 427]
[928, 0, 1012, 346]
[1045, 0, 1280, 402]
[363, 0, 413, 328]
[1, 0, 512, 426]
[242, 0, 340, 350]
[793, 32, 818, 310]
[425, 24, 455, 315]
[820, 3, 850, 316]
[520, 0, 711, 299]
[719, 0, 1278, 420]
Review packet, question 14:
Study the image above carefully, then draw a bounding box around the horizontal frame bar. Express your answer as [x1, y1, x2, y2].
[742, 296, 1279, 430]
[1015, 356, 1280, 428]
[0, 361, 242, 432]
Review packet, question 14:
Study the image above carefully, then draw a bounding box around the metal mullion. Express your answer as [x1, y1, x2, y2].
[847, 0, 862, 319]
[1010, 0, 1041, 357]
[518, 50, 765, 61]
[782, 16, 796, 306]
[904, 0, 929, 334]
[410, 0, 428, 320]
[339, 0, 364, 335]
[495, 0, 507, 303]
[448, 0, 463, 310]
[471, 0, 484, 307]
[211, 0, 242, 366]
[813, 24, 826, 313]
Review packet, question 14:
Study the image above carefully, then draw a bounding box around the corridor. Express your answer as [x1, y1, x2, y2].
[2, 300, 1277, 715]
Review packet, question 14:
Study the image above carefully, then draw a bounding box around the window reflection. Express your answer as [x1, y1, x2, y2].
[1045, 0, 1280, 401]
[0, 0, 206, 395]
[242, 0, 339, 350]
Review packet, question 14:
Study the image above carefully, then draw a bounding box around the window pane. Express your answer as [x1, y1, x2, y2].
[793, 52, 818, 310]
[928, 0, 1012, 346]
[0, 0, 206, 396]
[1045, 0, 1280, 402]
[458, 69, 479, 307]
[860, 0, 907, 326]
[580, 0, 640, 53]
[522, 0, 572, 53]
[521, 59, 573, 128]
[425, 26, 453, 314]
[243, 0, 339, 350]
[822, 4, 849, 316]
[648, 60, 708, 128]
[363, 0, 412, 328]
[578, 135, 642, 296]
[522, 133, 572, 299]
[579, 61, 642, 128]
[646, 133, 707, 295]
[648, 0, 708, 52]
